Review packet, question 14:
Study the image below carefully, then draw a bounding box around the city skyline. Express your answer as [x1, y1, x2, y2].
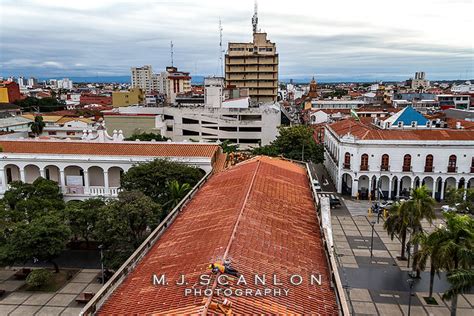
[0, 0, 473, 81]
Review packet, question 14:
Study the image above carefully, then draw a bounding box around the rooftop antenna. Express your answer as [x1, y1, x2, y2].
[252, 0, 258, 33]
[219, 19, 224, 77]
[170, 41, 174, 67]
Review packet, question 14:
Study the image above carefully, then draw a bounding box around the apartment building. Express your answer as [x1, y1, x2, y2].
[131, 65, 153, 93]
[225, 9, 278, 103]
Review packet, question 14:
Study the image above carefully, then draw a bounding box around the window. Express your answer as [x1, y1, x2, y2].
[183, 129, 199, 136]
[220, 126, 237, 132]
[182, 118, 199, 124]
[239, 127, 261, 132]
[240, 115, 262, 121]
[448, 155, 457, 172]
[360, 154, 369, 171]
[166, 126, 173, 131]
[66, 131, 75, 135]
[403, 154, 411, 172]
[471, 157, 474, 173]
[6, 168, 12, 183]
[398, 121, 403, 128]
[164, 115, 174, 120]
[239, 138, 260, 144]
[343, 152, 351, 169]
[48, 131, 57, 135]
[425, 154, 433, 172]
[381, 154, 389, 171]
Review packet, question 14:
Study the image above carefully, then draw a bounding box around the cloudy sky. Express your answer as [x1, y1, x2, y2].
[0, 0, 473, 81]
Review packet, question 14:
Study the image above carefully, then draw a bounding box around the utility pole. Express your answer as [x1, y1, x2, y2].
[219, 19, 224, 77]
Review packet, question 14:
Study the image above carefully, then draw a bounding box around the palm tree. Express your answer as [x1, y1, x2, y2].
[384, 202, 410, 259]
[405, 186, 436, 272]
[29, 116, 45, 137]
[163, 180, 191, 215]
[437, 213, 474, 316]
[413, 229, 446, 298]
[443, 268, 474, 314]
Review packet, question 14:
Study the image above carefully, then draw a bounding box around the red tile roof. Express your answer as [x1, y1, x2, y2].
[98, 156, 338, 315]
[0, 140, 219, 158]
[328, 119, 474, 141]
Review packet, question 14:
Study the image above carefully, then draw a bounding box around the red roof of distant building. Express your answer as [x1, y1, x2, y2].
[328, 119, 474, 141]
[98, 156, 338, 314]
[0, 140, 219, 158]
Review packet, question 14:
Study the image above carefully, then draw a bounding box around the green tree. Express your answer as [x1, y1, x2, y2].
[125, 132, 169, 142]
[253, 125, 324, 163]
[443, 268, 474, 316]
[65, 198, 105, 246]
[384, 202, 410, 259]
[29, 116, 46, 136]
[405, 186, 436, 273]
[0, 214, 71, 272]
[2, 178, 64, 222]
[445, 187, 473, 215]
[220, 140, 238, 154]
[437, 213, 474, 315]
[413, 229, 446, 298]
[94, 191, 162, 269]
[120, 159, 204, 205]
[162, 180, 191, 215]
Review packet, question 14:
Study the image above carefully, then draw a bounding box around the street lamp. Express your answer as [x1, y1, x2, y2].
[98, 244, 104, 284]
[407, 271, 416, 316]
[370, 219, 376, 258]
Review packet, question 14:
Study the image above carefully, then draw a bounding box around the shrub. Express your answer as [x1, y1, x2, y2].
[26, 269, 52, 288]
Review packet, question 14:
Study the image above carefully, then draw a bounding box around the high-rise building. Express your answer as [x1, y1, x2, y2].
[131, 65, 154, 93]
[165, 66, 191, 104]
[410, 71, 430, 90]
[225, 5, 278, 103]
[27, 77, 38, 88]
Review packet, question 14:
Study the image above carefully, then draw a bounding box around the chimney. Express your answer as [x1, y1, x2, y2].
[456, 121, 462, 129]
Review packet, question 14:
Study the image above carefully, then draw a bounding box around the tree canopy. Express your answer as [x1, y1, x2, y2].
[253, 125, 324, 163]
[125, 132, 170, 142]
[14, 96, 66, 112]
[120, 159, 204, 205]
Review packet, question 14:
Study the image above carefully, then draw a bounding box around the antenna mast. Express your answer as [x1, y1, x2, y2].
[252, 0, 258, 33]
[219, 19, 224, 77]
[170, 41, 174, 67]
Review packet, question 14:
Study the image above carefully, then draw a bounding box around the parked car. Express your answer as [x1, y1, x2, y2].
[312, 179, 322, 191]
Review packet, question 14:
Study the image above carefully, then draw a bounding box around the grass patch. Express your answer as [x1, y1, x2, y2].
[423, 296, 439, 305]
[19, 269, 79, 292]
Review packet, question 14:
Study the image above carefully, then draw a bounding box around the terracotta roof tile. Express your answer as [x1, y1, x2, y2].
[98, 156, 338, 315]
[329, 119, 474, 141]
[0, 140, 219, 158]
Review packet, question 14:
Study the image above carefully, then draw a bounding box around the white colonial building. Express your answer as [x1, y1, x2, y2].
[324, 107, 474, 201]
[0, 135, 221, 201]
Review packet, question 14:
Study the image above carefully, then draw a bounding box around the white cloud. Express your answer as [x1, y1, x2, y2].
[0, 0, 472, 80]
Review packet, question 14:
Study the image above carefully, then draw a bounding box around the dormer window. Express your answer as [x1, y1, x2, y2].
[426, 121, 431, 128]
[386, 122, 391, 128]
[411, 121, 417, 128]
[398, 121, 403, 128]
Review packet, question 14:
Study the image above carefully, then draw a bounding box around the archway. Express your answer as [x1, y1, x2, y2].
[358, 175, 369, 200]
[378, 176, 390, 200]
[44, 165, 61, 184]
[108, 167, 124, 188]
[391, 176, 398, 199]
[444, 177, 457, 200]
[24, 165, 40, 184]
[64, 165, 85, 195]
[422, 177, 434, 197]
[400, 176, 412, 198]
[4, 164, 21, 184]
[88, 166, 105, 186]
[341, 173, 353, 196]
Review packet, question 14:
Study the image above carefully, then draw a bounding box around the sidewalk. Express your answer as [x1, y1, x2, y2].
[332, 211, 473, 315]
[0, 268, 102, 315]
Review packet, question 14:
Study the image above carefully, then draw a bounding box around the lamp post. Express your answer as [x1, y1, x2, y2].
[98, 244, 104, 284]
[370, 219, 376, 258]
[407, 271, 416, 316]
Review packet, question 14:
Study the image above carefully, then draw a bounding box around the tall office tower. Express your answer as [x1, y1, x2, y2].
[225, 4, 278, 103]
[131, 65, 154, 93]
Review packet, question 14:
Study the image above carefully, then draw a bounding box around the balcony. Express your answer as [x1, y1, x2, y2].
[471, 167, 474, 173]
[424, 166, 434, 172]
[402, 165, 412, 172]
[360, 165, 369, 171]
[343, 163, 351, 170]
[447, 166, 457, 173]
[65, 186, 120, 197]
[380, 165, 390, 171]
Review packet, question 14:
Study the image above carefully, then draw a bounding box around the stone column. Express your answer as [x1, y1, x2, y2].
[104, 171, 109, 196]
[440, 179, 445, 200]
[368, 177, 372, 200]
[84, 170, 90, 195]
[388, 178, 393, 200]
[0, 168, 6, 192]
[59, 169, 66, 193]
[40, 168, 46, 179]
[20, 168, 26, 183]
[432, 181, 436, 199]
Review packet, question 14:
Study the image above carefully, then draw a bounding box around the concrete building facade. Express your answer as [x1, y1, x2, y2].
[131, 65, 154, 93]
[112, 88, 145, 107]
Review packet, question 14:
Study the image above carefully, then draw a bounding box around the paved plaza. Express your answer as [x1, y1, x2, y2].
[331, 198, 473, 316]
[0, 269, 102, 315]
